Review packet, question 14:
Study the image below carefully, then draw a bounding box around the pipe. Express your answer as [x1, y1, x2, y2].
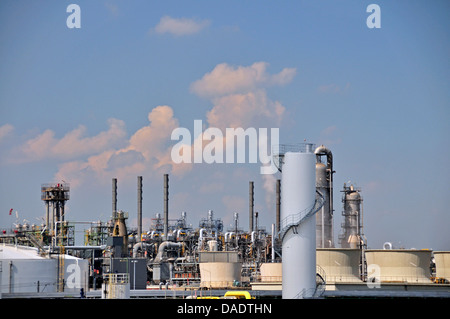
[251, 231, 257, 243]
[132, 242, 154, 258]
[137, 176, 143, 242]
[155, 241, 183, 263]
[314, 145, 334, 218]
[276, 179, 281, 235]
[271, 224, 275, 262]
[163, 174, 169, 241]
[315, 145, 334, 248]
[249, 181, 254, 233]
[151, 230, 161, 239]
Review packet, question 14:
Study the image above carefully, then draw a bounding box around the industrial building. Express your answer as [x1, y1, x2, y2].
[1, 144, 449, 299]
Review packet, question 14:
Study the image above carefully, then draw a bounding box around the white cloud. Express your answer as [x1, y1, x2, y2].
[153, 16, 210, 36]
[206, 89, 285, 130]
[188, 61, 294, 212]
[54, 105, 192, 188]
[0, 124, 14, 142]
[15, 118, 127, 162]
[190, 62, 296, 98]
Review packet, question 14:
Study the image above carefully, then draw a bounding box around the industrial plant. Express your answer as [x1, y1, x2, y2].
[0, 144, 449, 299]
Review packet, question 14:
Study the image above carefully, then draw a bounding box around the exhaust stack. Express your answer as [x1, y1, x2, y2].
[164, 174, 169, 240]
[137, 176, 143, 242]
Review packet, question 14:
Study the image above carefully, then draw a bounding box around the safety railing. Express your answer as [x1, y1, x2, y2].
[278, 190, 324, 240]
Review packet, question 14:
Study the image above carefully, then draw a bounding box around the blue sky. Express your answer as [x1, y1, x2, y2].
[0, 1, 449, 250]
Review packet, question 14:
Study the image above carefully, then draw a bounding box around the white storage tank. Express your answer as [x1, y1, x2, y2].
[316, 248, 363, 283]
[199, 262, 241, 288]
[433, 251, 450, 282]
[259, 262, 282, 282]
[0, 244, 89, 294]
[365, 249, 432, 283]
[0, 245, 56, 293]
[279, 144, 317, 298]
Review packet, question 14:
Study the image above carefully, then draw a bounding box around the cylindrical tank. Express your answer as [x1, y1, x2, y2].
[208, 240, 218, 251]
[365, 249, 432, 283]
[0, 245, 89, 294]
[281, 147, 316, 299]
[199, 262, 241, 288]
[316, 248, 362, 283]
[434, 251, 450, 282]
[260, 263, 282, 282]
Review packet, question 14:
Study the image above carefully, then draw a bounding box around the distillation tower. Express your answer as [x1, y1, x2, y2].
[339, 183, 365, 249]
[315, 145, 334, 248]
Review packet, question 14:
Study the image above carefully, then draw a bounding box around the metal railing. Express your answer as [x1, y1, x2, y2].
[293, 266, 327, 299]
[278, 190, 324, 240]
[104, 273, 129, 284]
[271, 143, 316, 171]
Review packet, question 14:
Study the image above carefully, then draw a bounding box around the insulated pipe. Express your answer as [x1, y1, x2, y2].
[163, 174, 169, 240]
[132, 242, 154, 258]
[251, 231, 257, 243]
[155, 241, 183, 263]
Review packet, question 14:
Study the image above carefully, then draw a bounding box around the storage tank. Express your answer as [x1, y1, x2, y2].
[316, 248, 362, 283]
[365, 249, 432, 283]
[279, 144, 317, 298]
[433, 251, 450, 282]
[0, 244, 89, 294]
[259, 263, 282, 282]
[199, 262, 241, 288]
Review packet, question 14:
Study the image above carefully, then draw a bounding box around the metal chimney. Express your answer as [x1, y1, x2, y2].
[112, 178, 117, 215]
[137, 176, 143, 242]
[249, 181, 254, 233]
[164, 174, 169, 240]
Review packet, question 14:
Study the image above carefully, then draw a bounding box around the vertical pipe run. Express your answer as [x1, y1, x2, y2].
[276, 179, 281, 234]
[164, 174, 169, 241]
[249, 181, 254, 233]
[112, 178, 117, 215]
[137, 176, 143, 242]
[45, 202, 50, 232]
[271, 223, 275, 262]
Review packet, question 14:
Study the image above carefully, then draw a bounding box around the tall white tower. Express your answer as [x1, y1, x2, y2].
[276, 143, 321, 299]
